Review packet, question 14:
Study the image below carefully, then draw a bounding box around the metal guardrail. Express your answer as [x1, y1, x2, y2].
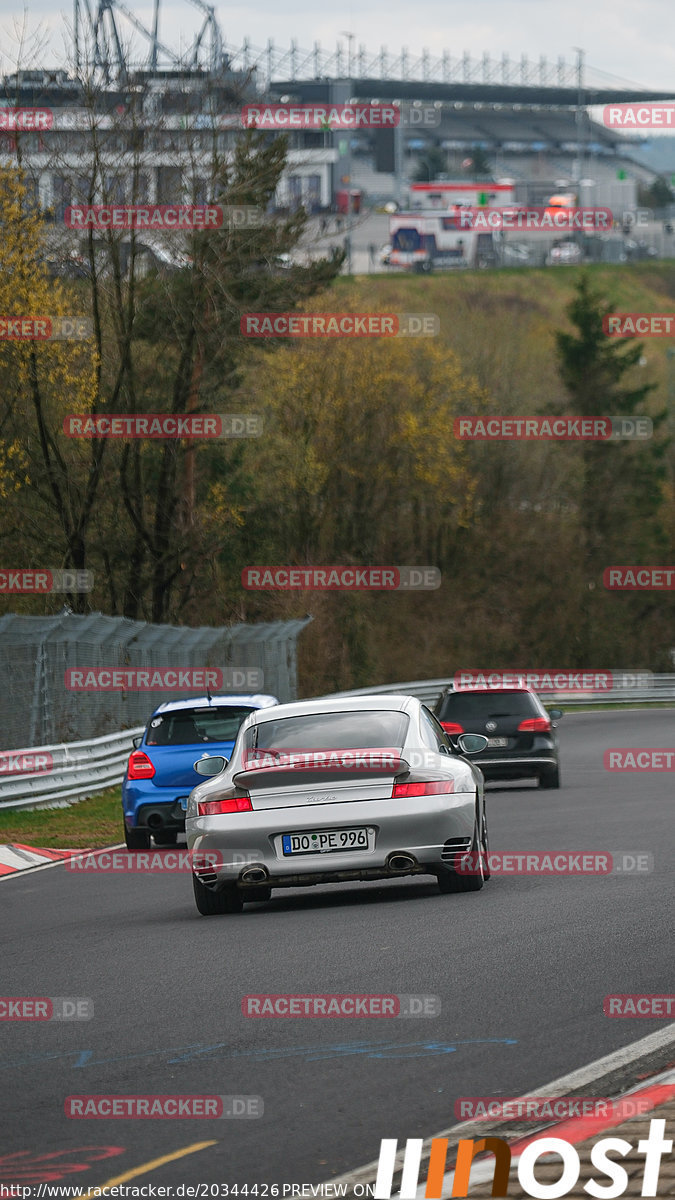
[0, 728, 144, 812]
[2, 673, 674, 814]
[318, 674, 675, 710]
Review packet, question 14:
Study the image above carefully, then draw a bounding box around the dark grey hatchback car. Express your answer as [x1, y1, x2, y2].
[434, 686, 562, 788]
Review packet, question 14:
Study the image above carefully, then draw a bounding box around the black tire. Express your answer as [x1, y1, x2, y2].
[125, 826, 151, 850]
[245, 886, 272, 902]
[192, 874, 243, 916]
[437, 816, 485, 893]
[152, 830, 178, 845]
[539, 765, 561, 789]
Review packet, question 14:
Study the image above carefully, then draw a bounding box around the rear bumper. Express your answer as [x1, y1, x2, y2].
[477, 755, 558, 781]
[187, 792, 478, 887]
[122, 782, 192, 829]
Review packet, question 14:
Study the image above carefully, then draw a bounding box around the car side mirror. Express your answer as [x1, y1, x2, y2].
[194, 756, 228, 776]
[132, 734, 143, 749]
[548, 709, 563, 720]
[457, 733, 488, 755]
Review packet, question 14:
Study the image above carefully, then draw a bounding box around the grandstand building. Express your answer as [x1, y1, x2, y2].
[1, 40, 673, 231]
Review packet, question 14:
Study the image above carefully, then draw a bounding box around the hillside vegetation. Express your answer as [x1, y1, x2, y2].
[2, 162, 674, 695]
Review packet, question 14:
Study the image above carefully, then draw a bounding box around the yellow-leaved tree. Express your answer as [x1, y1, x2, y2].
[0, 166, 99, 606]
[233, 322, 489, 567]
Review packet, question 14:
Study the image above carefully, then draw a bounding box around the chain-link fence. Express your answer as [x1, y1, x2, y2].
[0, 611, 312, 750]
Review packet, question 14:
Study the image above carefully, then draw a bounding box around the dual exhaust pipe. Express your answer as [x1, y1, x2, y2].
[239, 856, 417, 881]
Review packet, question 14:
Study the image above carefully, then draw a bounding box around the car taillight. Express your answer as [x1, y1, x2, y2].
[518, 717, 551, 732]
[440, 721, 464, 734]
[197, 793, 252, 816]
[392, 780, 454, 798]
[127, 750, 155, 780]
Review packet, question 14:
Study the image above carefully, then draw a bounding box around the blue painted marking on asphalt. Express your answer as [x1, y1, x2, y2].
[0, 1038, 517, 1070]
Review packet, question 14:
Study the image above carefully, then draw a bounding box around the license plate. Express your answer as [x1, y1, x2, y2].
[282, 828, 371, 856]
[487, 738, 508, 748]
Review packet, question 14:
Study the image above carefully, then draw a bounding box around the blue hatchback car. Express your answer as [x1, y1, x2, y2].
[122, 694, 279, 849]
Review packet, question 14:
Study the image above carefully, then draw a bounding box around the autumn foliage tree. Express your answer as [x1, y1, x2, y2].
[0, 167, 98, 609]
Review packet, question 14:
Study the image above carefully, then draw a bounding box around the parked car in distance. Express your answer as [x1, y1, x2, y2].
[547, 240, 584, 265]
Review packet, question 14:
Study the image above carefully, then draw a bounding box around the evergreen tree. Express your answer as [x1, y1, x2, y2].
[555, 275, 669, 658]
[413, 147, 448, 182]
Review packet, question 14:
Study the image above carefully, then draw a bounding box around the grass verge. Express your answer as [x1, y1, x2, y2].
[0, 786, 123, 848]
[2, 698, 673, 848]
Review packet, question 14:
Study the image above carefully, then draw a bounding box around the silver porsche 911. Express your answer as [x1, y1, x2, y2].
[185, 694, 490, 915]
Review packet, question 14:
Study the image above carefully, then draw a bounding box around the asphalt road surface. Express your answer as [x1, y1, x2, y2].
[1, 709, 672, 1189]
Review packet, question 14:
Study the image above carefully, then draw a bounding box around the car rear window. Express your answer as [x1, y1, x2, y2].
[246, 710, 409, 752]
[146, 706, 255, 745]
[437, 690, 540, 720]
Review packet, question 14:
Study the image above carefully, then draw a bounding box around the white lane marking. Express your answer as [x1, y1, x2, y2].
[324, 1022, 675, 1192]
[410, 1070, 675, 1190]
[0, 843, 126, 881]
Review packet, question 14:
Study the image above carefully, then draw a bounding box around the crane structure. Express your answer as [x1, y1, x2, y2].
[73, 0, 225, 82]
[68, 7, 649, 97]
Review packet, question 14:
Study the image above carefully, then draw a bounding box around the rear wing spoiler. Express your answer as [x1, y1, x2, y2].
[234, 750, 409, 789]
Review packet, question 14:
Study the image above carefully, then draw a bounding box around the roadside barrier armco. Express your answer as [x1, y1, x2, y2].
[2, 672, 675, 814]
[0, 727, 143, 811]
